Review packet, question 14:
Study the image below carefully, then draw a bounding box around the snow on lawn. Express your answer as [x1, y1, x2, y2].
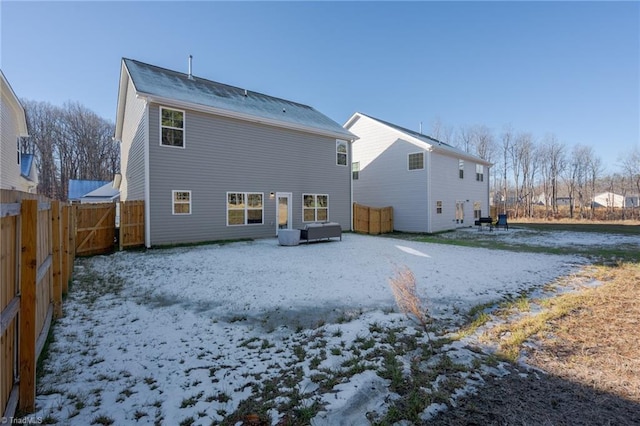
[34, 233, 585, 425]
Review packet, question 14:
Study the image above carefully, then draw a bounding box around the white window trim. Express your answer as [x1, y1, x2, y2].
[459, 159, 464, 179]
[436, 200, 443, 214]
[336, 140, 348, 166]
[17, 138, 21, 165]
[408, 152, 424, 171]
[172, 190, 192, 215]
[302, 193, 329, 223]
[226, 192, 264, 226]
[352, 161, 360, 180]
[160, 106, 186, 149]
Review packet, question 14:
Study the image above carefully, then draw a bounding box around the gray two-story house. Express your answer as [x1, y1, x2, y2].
[115, 58, 356, 247]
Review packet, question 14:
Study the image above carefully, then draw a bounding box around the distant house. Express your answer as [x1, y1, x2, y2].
[1, 70, 38, 193]
[114, 58, 356, 247]
[592, 192, 625, 208]
[68, 179, 112, 203]
[344, 113, 491, 233]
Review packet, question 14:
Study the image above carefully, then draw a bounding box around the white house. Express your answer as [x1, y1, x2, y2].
[344, 113, 492, 233]
[1, 70, 37, 193]
[592, 192, 625, 208]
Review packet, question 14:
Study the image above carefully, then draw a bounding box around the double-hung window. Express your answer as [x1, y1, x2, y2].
[336, 140, 347, 166]
[459, 159, 464, 179]
[303, 194, 328, 222]
[172, 191, 191, 215]
[17, 138, 21, 165]
[476, 164, 484, 182]
[161, 107, 185, 148]
[436, 201, 443, 214]
[227, 192, 263, 225]
[352, 162, 360, 180]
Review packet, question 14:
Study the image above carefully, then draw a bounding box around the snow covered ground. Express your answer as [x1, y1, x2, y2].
[31, 231, 620, 425]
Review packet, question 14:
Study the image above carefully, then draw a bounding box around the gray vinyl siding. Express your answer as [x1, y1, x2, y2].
[120, 78, 146, 200]
[147, 104, 351, 246]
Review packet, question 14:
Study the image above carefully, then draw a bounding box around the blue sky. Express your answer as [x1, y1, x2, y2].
[2, 1, 638, 173]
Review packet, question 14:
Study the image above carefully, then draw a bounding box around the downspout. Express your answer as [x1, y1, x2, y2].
[144, 102, 151, 248]
[426, 149, 432, 233]
[349, 140, 354, 231]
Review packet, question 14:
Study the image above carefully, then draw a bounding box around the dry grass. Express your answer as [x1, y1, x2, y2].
[430, 263, 640, 425]
[528, 263, 640, 403]
[388, 265, 431, 331]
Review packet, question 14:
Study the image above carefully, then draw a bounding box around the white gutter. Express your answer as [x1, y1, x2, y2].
[136, 92, 357, 142]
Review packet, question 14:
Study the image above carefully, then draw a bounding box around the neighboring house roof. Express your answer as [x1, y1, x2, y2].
[68, 179, 111, 200]
[0, 69, 29, 137]
[116, 58, 355, 141]
[81, 182, 120, 201]
[593, 192, 625, 208]
[344, 112, 492, 166]
[20, 153, 36, 181]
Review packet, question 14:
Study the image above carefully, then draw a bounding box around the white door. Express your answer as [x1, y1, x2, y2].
[456, 201, 465, 225]
[276, 192, 292, 235]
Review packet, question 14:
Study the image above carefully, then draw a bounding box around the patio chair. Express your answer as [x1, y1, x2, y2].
[495, 214, 509, 230]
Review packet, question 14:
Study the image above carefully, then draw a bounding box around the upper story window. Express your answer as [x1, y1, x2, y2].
[172, 190, 191, 215]
[336, 140, 347, 166]
[161, 107, 185, 148]
[459, 159, 464, 179]
[352, 162, 360, 180]
[476, 164, 484, 182]
[17, 138, 21, 164]
[408, 152, 424, 170]
[436, 201, 443, 214]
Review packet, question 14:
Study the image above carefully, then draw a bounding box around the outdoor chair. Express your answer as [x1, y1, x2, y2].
[495, 214, 509, 230]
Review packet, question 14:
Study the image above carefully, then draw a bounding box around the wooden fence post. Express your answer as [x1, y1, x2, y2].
[51, 201, 63, 318]
[18, 199, 37, 412]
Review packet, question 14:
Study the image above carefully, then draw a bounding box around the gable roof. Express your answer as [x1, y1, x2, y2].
[116, 58, 355, 141]
[82, 182, 119, 201]
[345, 112, 491, 166]
[68, 179, 111, 201]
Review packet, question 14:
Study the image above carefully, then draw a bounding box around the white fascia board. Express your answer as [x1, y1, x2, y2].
[114, 61, 131, 141]
[137, 92, 357, 142]
[1, 72, 29, 136]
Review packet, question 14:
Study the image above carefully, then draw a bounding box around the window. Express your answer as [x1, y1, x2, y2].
[303, 194, 328, 222]
[352, 162, 360, 180]
[227, 192, 263, 225]
[436, 201, 443, 214]
[161, 107, 185, 147]
[172, 191, 191, 215]
[473, 201, 481, 219]
[17, 138, 21, 164]
[336, 140, 347, 166]
[476, 164, 484, 182]
[459, 159, 464, 179]
[408, 152, 424, 170]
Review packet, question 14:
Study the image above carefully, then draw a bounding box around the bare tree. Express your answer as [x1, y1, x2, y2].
[21, 99, 118, 200]
[620, 146, 640, 219]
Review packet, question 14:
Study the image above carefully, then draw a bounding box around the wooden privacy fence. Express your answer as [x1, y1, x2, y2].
[75, 200, 145, 256]
[1, 190, 75, 418]
[353, 203, 393, 235]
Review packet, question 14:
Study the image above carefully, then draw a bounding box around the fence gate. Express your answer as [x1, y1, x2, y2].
[353, 203, 393, 235]
[75, 203, 116, 256]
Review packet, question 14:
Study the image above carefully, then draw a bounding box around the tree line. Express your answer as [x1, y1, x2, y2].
[430, 118, 640, 219]
[20, 100, 119, 200]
